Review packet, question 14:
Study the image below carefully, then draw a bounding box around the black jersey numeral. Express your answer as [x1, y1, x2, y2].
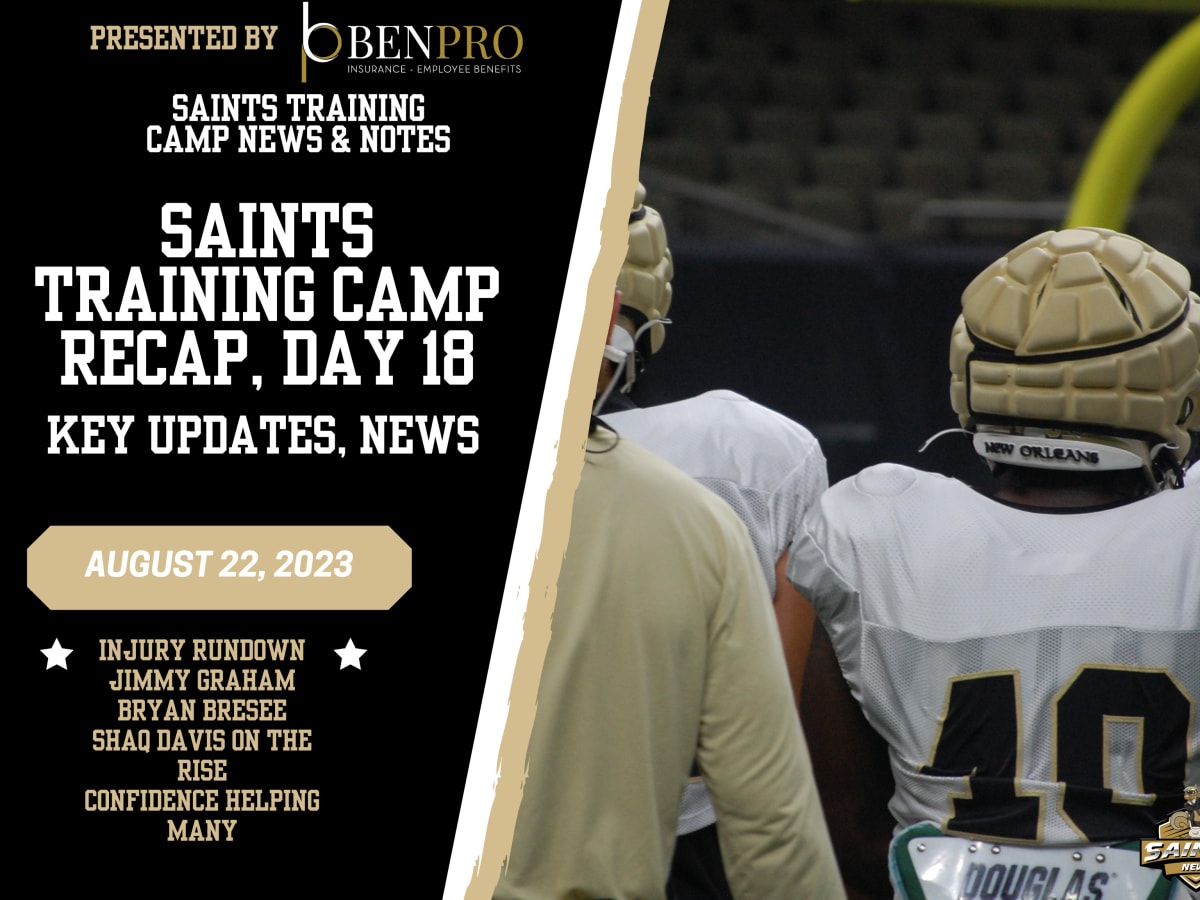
[919, 667, 1191, 842]
[920, 672, 1041, 840]
[1057, 667, 1191, 841]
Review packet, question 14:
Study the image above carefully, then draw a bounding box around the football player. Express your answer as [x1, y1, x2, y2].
[599, 183, 831, 899]
[787, 227, 1200, 899]
[494, 288, 845, 899]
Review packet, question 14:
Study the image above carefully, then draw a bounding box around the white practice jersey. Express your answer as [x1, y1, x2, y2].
[604, 389, 828, 834]
[604, 389, 827, 598]
[789, 463, 1200, 847]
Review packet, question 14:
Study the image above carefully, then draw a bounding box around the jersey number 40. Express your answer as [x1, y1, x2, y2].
[920, 666, 1192, 843]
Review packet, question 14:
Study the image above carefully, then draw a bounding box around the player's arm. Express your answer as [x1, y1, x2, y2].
[800, 619, 894, 900]
[773, 549, 817, 708]
[701, 520, 846, 899]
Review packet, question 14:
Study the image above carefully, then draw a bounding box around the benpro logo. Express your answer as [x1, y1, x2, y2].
[300, 3, 523, 81]
[301, 3, 342, 70]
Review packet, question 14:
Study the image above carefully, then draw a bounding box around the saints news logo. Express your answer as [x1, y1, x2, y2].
[1139, 784, 1200, 890]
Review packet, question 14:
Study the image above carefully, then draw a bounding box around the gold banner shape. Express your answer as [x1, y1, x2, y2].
[28, 526, 411, 611]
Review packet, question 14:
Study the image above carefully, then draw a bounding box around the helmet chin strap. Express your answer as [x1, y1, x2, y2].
[592, 316, 673, 416]
[917, 428, 972, 453]
[592, 327, 630, 416]
[621, 316, 671, 393]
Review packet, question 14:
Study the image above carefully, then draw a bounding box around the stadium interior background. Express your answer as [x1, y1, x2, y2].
[628, 0, 1200, 487]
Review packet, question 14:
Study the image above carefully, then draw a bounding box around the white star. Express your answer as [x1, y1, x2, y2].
[42, 638, 73, 670]
[334, 638, 366, 670]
